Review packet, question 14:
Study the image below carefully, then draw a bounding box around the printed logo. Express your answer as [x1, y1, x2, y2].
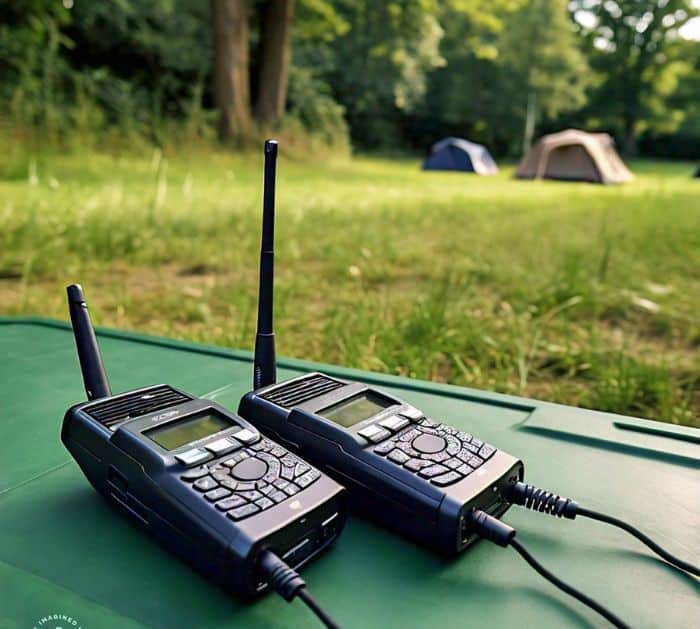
[151, 410, 179, 422]
[33, 612, 83, 629]
[289, 499, 302, 510]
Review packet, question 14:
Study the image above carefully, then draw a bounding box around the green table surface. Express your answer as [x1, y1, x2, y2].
[1, 318, 698, 629]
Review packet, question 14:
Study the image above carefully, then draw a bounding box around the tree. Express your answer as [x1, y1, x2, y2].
[211, 0, 252, 141]
[255, 0, 295, 126]
[498, 0, 589, 151]
[211, 0, 296, 141]
[571, 0, 698, 153]
[318, 0, 446, 148]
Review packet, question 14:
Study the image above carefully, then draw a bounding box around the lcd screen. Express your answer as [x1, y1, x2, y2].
[318, 392, 394, 427]
[145, 411, 232, 450]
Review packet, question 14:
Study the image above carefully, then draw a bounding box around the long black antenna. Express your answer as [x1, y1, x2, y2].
[67, 283, 112, 400]
[253, 139, 278, 389]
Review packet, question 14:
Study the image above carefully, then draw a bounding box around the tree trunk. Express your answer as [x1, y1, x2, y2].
[523, 91, 537, 153]
[255, 0, 294, 126]
[211, 0, 252, 142]
[623, 118, 637, 156]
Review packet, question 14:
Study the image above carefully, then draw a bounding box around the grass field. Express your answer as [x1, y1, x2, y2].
[1, 148, 698, 426]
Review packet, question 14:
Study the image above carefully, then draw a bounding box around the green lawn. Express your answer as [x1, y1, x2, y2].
[1, 149, 698, 426]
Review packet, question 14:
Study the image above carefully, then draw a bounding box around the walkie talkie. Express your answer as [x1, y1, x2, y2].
[62, 288, 345, 599]
[238, 141, 524, 556]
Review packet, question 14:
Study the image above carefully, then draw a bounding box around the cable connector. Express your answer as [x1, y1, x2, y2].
[508, 481, 578, 519]
[468, 509, 516, 547]
[257, 550, 306, 601]
[256, 550, 340, 628]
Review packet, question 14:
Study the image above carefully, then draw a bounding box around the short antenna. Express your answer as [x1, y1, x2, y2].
[67, 283, 112, 400]
[253, 140, 278, 389]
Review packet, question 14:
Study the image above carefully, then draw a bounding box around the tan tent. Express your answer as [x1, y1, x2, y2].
[516, 129, 633, 184]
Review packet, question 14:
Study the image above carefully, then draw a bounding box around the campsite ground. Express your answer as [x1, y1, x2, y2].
[1, 150, 698, 426]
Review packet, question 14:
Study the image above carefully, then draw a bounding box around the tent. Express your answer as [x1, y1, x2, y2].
[422, 137, 498, 174]
[516, 129, 633, 184]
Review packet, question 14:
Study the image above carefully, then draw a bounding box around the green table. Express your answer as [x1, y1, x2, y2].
[1, 319, 697, 629]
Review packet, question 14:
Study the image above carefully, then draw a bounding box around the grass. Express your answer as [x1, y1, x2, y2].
[1, 147, 698, 426]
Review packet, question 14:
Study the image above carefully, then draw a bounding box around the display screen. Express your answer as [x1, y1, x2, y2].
[318, 392, 394, 427]
[145, 411, 232, 450]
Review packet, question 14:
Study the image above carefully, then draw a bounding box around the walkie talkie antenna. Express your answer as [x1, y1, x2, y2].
[67, 283, 112, 400]
[253, 140, 278, 389]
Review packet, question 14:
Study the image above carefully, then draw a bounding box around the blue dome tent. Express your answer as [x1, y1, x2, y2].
[422, 137, 498, 174]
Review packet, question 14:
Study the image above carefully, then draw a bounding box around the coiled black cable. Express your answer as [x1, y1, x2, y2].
[508, 481, 700, 577]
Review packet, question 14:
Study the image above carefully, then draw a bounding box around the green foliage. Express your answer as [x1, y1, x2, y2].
[498, 0, 590, 145]
[1, 1, 699, 154]
[571, 0, 699, 151]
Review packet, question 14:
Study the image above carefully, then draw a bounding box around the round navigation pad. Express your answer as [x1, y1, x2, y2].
[412, 433, 447, 454]
[231, 458, 268, 481]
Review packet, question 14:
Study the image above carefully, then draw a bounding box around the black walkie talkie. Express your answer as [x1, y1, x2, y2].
[238, 141, 524, 556]
[61, 174, 346, 608]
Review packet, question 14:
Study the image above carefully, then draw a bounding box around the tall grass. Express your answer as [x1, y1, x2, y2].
[0, 148, 697, 426]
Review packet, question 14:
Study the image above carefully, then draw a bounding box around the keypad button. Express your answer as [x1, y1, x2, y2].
[271, 446, 287, 458]
[373, 441, 395, 456]
[457, 464, 472, 476]
[294, 463, 310, 477]
[282, 483, 300, 496]
[457, 447, 478, 462]
[470, 437, 484, 448]
[280, 455, 296, 467]
[445, 459, 462, 470]
[399, 428, 421, 442]
[175, 448, 212, 467]
[180, 466, 209, 481]
[404, 458, 432, 472]
[219, 478, 239, 491]
[211, 468, 230, 481]
[228, 504, 260, 521]
[222, 457, 238, 468]
[258, 484, 275, 496]
[467, 456, 484, 469]
[387, 449, 410, 465]
[231, 458, 269, 481]
[296, 471, 319, 488]
[256, 497, 274, 510]
[423, 450, 451, 463]
[445, 436, 462, 456]
[418, 464, 449, 478]
[457, 431, 473, 443]
[379, 415, 410, 432]
[238, 489, 263, 501]
[419, 418, 438, 428]
[234, 428, 260, 445]
[270, 490, 288, 503]
[280, 466, 296, 481]
[412, 434, 447, 454]
[358, 425, 391, 443]
[204, 487, 232, 502]
[216, 495, 247, 511]
[431, 471, 462, 487]
[193, 476, 218, 492]
[479, 444, 496, 460]
[205, 437, 240, 456]
[396, 442, 419, 457]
